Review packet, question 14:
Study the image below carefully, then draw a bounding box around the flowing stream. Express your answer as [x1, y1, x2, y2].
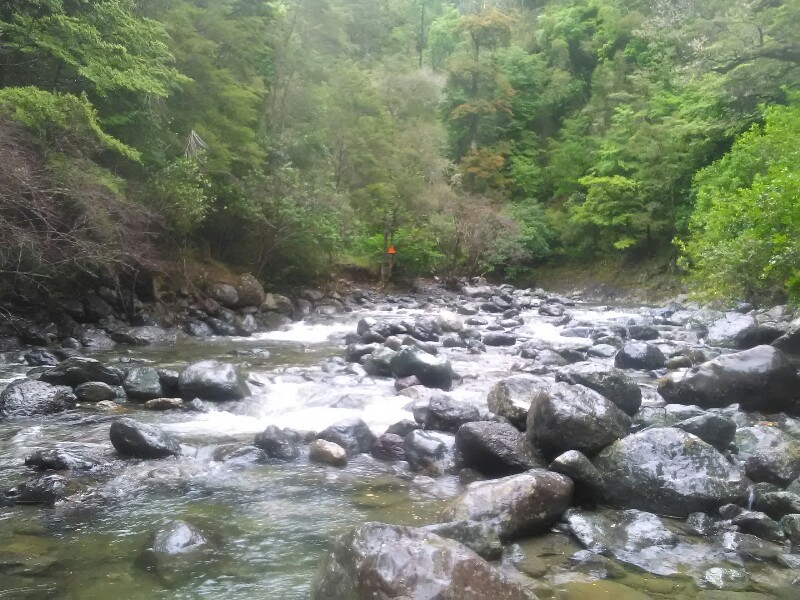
[0, 300, 796, 599]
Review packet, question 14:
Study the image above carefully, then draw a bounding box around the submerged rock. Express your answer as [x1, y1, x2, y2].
[110, 418, 181, 459]
[178, 360, 248, 401]
[311, 523, 529, 600]
[442, 469, 573, 540]
[0, 379, 76, 418]
[593, 427, 748, 517]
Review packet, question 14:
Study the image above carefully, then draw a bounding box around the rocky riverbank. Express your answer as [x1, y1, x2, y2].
[1, 279, 800, 598]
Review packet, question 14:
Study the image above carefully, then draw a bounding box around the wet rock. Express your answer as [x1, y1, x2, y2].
[309, 439, 347, 467]
[10, 474, 72, 506]
[674, 414, 737, 451]
[732, 510, 784, 543]
[0, 379, 76, 418]
[111, 326, 176, 346]
[772, 317, 800, 354]
[254, 425, 300, 460]
[262, 293, 294, 315]
[614, 342, 666, 370]
[235, 273, 265, 307]
[658, 345, 800, 412]
[385, 419, 420, 438]
[144, 398, 184, 411]
[549, 450, 605, 502]
[316, 418, 376, 455]
[212, 444, 266, 466]
[483, 332, 517, 347]
[539, 304, 564, 317]
[74, 381, 117, 403]
[156, 369, 181, 397]
[311, 523, 528, 600]
[345, 343, 379, 363]
[556, 363, 642, 416]
[628, 325, 659, 340]
[526, 382, 631, 457]
[456, 421, 543, 477]
[185, 320, 214, 337]
[41, 356, 124, 386]
[587, 344, 618, 358]
[735, 425, 800, 486]
[565, 508, 677, 557]
[754, 491, 800, 520]
[593, 427, 748, 517]
[716, 531, 783, 563]
[442, 469, 573, 540]
[208, 283, 239, 308]
[422, 520, 503, 560]
[123, 367, 164, 401]
[371, 433, 406, 461]
[206, 317, 237, 336]
[24, 448, 95, 471]
[235, 314, 258, 336]
[109, 418, 181, 459]
[424, 394, 480, 433]
[79, 329, 116, 351]
[139, 520, 212, 578]
[24, 348, 59, 367]
[362, 347, 396, 377]
[389, 347, 454, 390]
[404, 430, 453, 473]
[437, 313, 463, 333]
[178, 360, 248, 401]
[779, 514, 800, 544]
[706, 313, 760, 349]
[255, 312, 292, 331]
[487, 376, 548, 430]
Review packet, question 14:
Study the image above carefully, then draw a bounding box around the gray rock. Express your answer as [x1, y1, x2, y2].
[124, 367, 164, 401]
[24, 448, 95, 471]
[404, 429, 454, 473]
[111, 326, 176, 346]
[456, 421, 543, 476]
[262, 293, 294, 314]
[424, 394, 480, 433]
[549, 450, 605, 501]
[254, 425, 300, 460]
[178, 360, 248, 401]
[706, 313, 759, 348]
[389, 347, 454, 390]
[772, 317, 800, 354]
[309, 439, 347, 467]
[79, 329, 116, 351]
[362, 347, 396, 377]
[556, 363, 642, 416]
[311, 523, 528, 600]
[735, 425, 800, 486]
[628, 325, 659, 340]
[316, 418, 376, 455]
[779, 514, 800, 544]
[732, 510, 785, 543]
[422, 520, 503, 560]
[483, 332, 517, 347]
[110, 418, 181, 458]
[208, 283, 238, 308]
[371, 433, 406, 461]
[0, 379, 75, 418]
[74, 381, 117, 403]
[235, 273, 265, 307]
[526, 382, 631, 457]
[658, 345, 800, 412]
[41, 357, 124, 386]
[593, 427, 748, 517]
[24, 348, 59, 367]
[674, 414, 737, 451]
[486, 376, 548, 430]
[615, 342, 666, 370]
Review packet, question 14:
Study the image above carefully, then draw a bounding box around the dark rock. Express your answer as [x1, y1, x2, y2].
[79, 329, 116, 351]
[732, 510, 785, 543]
[674, 414, 736, 451]
[212, 443, 266, 466]
[455, 421, 543, 476]
[526, 382, 631, 457]
[74, 381, 117, 403]
[735, 425, 800, 486]
[628, 325, 660, 340]
[539, 304, 564, 317]
[83, 295, 112, 321]
[614, 342, 666, 370]
[345, 343, 379, 363]
[208, 283, 238, 308]
[309, 439, 347, 467]
[389, 347, 454, 390]
[754, 491, 800, 520]
[110, 418, 181, 458]
[139, 520, 212, 578]
[483, 332, 517, 347]
[111, 326, 176, 346]
[550, 450, 605, 502]
[593, 427, 748, 517]
[157, 369, 181, 397]
[206, 317, 238, 336]
[371, 433, 406, 461]
[24, 348, 59, 367]
[404, 429, 453, 472]
[424, 394, 480, 433]
[254, 425, 300, 460]
[123, 367, 164, 401]
[235, 273, 265, 307]
[262, 293, 294, 315]
[779, 514, 800, 544]
[178, 360, 248, 401]
[487, 376, 548, 430]
[24, 448, 94, 471]
[422, 521, 503, 560]
[706, 313, 759, 349]
[316, 418, 376, 455]
[0, 379, 75, 417]
[185, 320, 214, 337]
[41, 357, 124, 386]
[362, 347, 396, 377]
[311, 523, 528, 600]
[385, 419, 420, 438]
[11, 474, 71, 506]
[772, 317, 800, 354]
[256, 312, 293, 331]
[556, 363, 642, 416]
[657, 345, 800, 412]
[442, 469, 573, 540]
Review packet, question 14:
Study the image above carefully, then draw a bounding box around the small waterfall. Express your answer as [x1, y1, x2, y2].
[747, 485, 755, 511]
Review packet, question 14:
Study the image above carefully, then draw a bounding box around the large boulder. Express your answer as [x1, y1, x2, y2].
[657, 345, 800, 412]
[735, 425, 800, 486]
[124, 367, 164, 401]
[593, 427, 748, 517]
[316, 418, 376, 456]
[235, 273, 265, 307]
[389, 347, 454, 390]
[110, 418, 181, 458]
[706, 313, 759, 348]
[486, 376, 548, 430]
[0, 379, 75, 418]
[311, 523, 529, 600]
[424, 394, 480, 433]
[178, 360, 248, 401]
[556, 364, 642, 416]
[455, 421, 543, 476]
[526, 382, 631, 457]
[41, 357, 124, 386]
[614, 342, 666, 370]
[441, 469, 573, 540]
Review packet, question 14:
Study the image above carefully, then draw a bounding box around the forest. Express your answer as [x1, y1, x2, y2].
[0, 0, 798, 302]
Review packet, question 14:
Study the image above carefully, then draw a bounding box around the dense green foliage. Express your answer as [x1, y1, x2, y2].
[0, 0, 798, 299]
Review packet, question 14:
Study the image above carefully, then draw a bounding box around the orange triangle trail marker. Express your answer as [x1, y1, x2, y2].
[387, 245, 396, 255]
